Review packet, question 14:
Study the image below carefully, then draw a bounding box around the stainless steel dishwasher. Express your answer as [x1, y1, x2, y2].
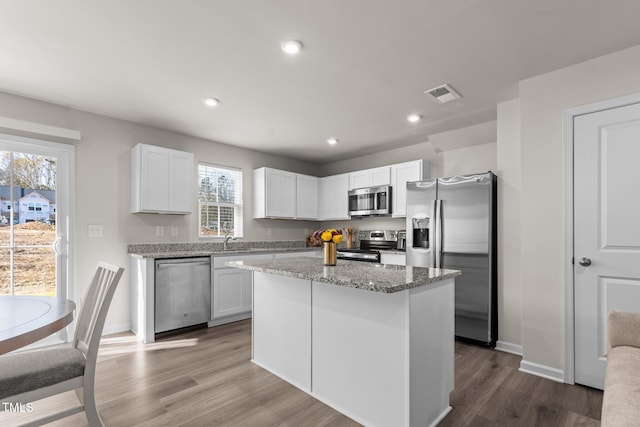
[155, 257, 211, 333]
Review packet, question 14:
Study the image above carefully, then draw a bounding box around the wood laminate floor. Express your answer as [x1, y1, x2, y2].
[1, 320, 602, 426]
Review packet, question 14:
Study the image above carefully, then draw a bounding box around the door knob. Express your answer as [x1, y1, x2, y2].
[578, 257, 592, 267]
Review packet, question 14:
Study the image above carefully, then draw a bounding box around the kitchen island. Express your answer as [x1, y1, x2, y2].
[228, 257, 461, 427]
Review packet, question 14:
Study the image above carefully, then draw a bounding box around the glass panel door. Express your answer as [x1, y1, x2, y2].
[0, 134, 72, 305]
[0, 152, 57, 295]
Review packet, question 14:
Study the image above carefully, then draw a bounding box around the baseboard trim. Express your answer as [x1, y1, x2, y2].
[103, 322, 132, 336]
[495, 340, 523, 356]
[519, 360, 564, 383]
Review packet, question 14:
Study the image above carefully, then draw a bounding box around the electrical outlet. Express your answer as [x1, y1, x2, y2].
[267, 227, 272, 236]
[156, 226, 165, 237]
[88, 224, 103, 238]
[170, 226, 179, 236]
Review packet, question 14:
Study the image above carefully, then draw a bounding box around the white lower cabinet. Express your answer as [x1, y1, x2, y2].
[212, 267, 252, 319]
[210, 251, 316, 326]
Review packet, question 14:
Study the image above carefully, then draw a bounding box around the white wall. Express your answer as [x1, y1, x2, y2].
[518, 44, 640, 373]
[440, 142, 496, 177]
[496, 99, 522, 352]
[319, 141, 439, 177]
[0, 91, 321, 333]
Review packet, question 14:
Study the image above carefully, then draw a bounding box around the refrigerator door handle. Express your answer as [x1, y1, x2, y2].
[429, 200, 436, 267]
[435, 199, 443, 268]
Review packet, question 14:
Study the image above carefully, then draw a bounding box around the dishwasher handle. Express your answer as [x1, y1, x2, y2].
[156, 261, 211, 269]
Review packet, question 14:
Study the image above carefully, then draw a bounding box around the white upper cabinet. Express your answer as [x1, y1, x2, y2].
[253, 167, 296, 219]
[253, 161, 426, 221]
[320, 173, 350, 220]
[296, 174, 319, 219]
[131, 143, 194, 214]
[348, 166, 390, 190]
[391, 160, 425, 218]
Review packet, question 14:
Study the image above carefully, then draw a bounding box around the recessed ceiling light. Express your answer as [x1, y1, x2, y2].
[203, 97, 220, 107]
[327, 138, 339, 145]
[281, 40, 303, 55]
[407, 114, 422, 123]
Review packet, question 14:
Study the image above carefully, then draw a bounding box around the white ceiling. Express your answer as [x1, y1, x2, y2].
[1, 1, 640, 164]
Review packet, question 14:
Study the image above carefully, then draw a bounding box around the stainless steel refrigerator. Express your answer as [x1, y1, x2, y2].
[406, 172, 497, 347]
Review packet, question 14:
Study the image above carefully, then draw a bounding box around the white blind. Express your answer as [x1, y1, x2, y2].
[198, 163, 243, 238]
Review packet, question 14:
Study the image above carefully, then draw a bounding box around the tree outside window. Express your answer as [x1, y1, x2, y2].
[198, 163, 243, 238]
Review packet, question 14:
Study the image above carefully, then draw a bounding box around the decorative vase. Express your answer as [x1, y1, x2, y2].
[323, 241, 337, 266]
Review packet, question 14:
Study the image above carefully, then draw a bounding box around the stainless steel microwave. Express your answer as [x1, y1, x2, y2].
[348, 185, 392, 217]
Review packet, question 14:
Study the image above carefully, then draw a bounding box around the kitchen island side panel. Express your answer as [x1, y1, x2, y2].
[251, 271, 312, 392]
[409, 278, 455, 426]
[311, 281, 410, 427]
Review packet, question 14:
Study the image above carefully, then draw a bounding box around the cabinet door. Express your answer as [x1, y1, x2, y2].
[266, 168, 296, 218]
[333, 173, 350, 219]
[369, 166, 391, 186]
[348, 166, 390, 190]
[140, 145, 169, 211]
[391, 160, 423, 217]
[348, 170, 370, 190]
[168, 150, 194, 213]
[212, 268, 249, 319]
[296, 174, 319, 219]
[321, 174, 349, 220]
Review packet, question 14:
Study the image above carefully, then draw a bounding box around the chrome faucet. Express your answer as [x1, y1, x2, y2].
[222, 229, 238, 250]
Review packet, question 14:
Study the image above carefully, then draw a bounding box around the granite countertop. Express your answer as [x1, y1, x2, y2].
[227, 257, 460, 294]
[127, 241, 318, 259]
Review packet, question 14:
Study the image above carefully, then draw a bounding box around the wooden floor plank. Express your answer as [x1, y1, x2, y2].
[0, 319, 602, 426]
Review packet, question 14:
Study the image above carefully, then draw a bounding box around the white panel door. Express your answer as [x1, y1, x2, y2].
[212, 268, 250, 319]
[296, 173, 319, 219]
[265, 168, 295, 218]
[369, 166, 391, 186]
[391, 160, 422, 217]
[574, 102, 640, 389]
[140, 145, 169, 211]
[168, 150, 193, 213]
[320, 173, 349, 220]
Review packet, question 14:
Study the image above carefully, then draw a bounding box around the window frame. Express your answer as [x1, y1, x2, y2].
[197, 162, 243, 239]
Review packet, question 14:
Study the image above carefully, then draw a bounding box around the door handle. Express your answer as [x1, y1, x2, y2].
[578, 257, 592, 267]
[52, 236, 63, 255]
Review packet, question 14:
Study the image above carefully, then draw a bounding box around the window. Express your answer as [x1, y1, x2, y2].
[198, 163, 243, 238]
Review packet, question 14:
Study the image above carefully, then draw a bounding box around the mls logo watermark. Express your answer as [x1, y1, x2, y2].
[2, 402, 34, 413]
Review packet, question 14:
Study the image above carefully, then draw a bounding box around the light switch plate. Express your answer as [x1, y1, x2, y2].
[88, 224, 103, 238]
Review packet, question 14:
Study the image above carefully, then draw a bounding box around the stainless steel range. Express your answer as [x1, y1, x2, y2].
[337, 230, 402, 263]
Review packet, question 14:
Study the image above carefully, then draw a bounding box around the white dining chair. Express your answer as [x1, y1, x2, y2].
[0, 262, 124, 427]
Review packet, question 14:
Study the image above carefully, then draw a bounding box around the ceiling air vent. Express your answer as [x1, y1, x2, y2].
[425, 84, 461, 104]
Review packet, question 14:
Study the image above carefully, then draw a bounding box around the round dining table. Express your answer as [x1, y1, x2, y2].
[0, 295, 76, 355]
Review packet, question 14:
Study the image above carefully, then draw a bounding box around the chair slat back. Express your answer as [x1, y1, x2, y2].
[73, 262, 124, 362]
